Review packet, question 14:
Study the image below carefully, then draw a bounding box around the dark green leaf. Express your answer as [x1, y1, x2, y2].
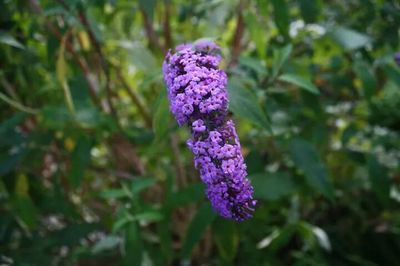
[139, 0, 156, 21]
[299, 0, 321, 23]
[124, 222, 142, 266]
[279, 74, 320, 94]
[68, 137, 92, 187]
[256, 0, 269, 15]
[131, 177, 156, 195]
[49, 223, 99, 246]
[213, 219, 239, 262]
[40, 106, 71, 129]
[381, 64, 400, 87]
[244, 12, 266, 58]
[153, 89, 172, 142]
[133, 210, 163, 222]
[249, 172, 295, 200]
[353, 61, 377, 100]
[228, 78, 270, 131]
[0, 31, 24, 49]
[270, 0, 290, 39]
[368, 154, 390, 205]
[92, 236, 121, 254]
[239, 57, 268, 78]
[11, 195, 38, 229]
[272, 44, 292, 79]
[170, 183, 205, 208]
[100, 189, 129, 199]
[329, 26, 372, 51]
[289, 139, 334, 199]
[129, 44, 157, 71]
[181, 203, 216, 258]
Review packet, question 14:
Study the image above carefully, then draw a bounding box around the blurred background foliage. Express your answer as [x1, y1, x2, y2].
[1, 0, 400, 265]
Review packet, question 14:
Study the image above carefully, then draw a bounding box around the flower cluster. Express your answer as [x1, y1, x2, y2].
[163, 40, 256, 221]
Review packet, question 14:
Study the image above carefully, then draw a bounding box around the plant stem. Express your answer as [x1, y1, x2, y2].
[0, 92, 38, 115]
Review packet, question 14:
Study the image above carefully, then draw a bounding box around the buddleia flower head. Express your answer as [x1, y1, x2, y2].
[163, 40, 256, 221]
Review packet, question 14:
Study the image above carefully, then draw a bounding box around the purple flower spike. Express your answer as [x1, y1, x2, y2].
[395, 52, 400, 66]
[163, 41, 256, 221]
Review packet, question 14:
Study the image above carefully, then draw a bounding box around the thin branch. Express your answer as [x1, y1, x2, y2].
[170, 134, 187, 187]
[0, 91, 38, 115]
[229, 0, 246, 67]
[55, 0, 120, 125]
[115, 68, 153, 128]
[29, 0, 102, 109]
[163, 0, 173, 50]
[76, 7, 118, 120]
[0, 77, 20, 101]
[141, 8, 163, 52]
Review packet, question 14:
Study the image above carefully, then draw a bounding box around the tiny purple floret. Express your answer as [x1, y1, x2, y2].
[395, 52, 400, 66]
[163, 40, 256, 221]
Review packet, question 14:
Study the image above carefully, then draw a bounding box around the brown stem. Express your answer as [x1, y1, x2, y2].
[141, 8, 163, 52]
[115, 68, 153, 128]
[170, 134, 187, 187]
[29, 0, 101, 109]
[109, 134, 146, 176]
[56, 0, 119, 121]
[1, 76, 20, 101]
[163, 0, 173, 50]
[77, 8, 118, 121]
[229, 0, 246, 67]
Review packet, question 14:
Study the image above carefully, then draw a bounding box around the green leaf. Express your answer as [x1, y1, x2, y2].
[13, 175, 38, 229]
[228, 78, 270, 131]
[153, 90, 171, 142]
[129, 44, 157, 71]
[0, 112, 26, 136]
[133, 210, 163, 223]
[139, 0, 156, 21]
[181, 203, 216, 259]
[368, 154, 390, 205]
[112, 214, 133, 233]
[213, 219, 239, 262]
[0, 31, 24, 49]
[131, 177, 156, 195]
[49, 223, 99, 246]
[68, 137, 92, 187]
[329, 26, 372, 51]
[270, 0, 290, 39]
[353, 61, 377, 100]
[289, 139, 334, 200]
[12, 194, 38, 229]
[268, 225, 297, 252]
[0, 112, 26, 147]
[272, 44, 292, 80]
[239, 57, 268, 78]
[57, 36, 75, 113]
[100, 189, 129, 199]
[92, 236, 121, 254]
[244, 12, 266, 58]
[279, 73, 320, 94]
[74, 107, 102, 129]
[0, 153, 24, 176]
[256, 0, 269, 15]
[381, 64, 400, 88]
[170, 183, 205, 208]
[40, 106, 71, 129]
[249, 172, 295, 200]
[299, 0, 321, 23]
[124, 222, 142, 266]
[310, 225, 331, 251]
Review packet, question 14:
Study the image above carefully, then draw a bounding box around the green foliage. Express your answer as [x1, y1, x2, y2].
[1, 0, 400, 265]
